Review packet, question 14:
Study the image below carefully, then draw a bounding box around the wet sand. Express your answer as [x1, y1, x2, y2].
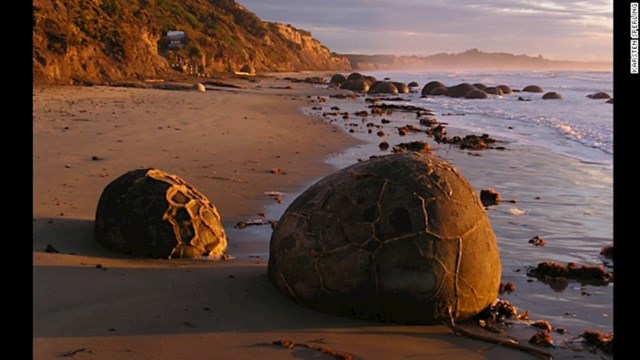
[33, 76, 608, 359]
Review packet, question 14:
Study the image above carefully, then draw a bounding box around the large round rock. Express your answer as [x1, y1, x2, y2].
[95, 168, 228, 259]
[268, 153, 501, 324]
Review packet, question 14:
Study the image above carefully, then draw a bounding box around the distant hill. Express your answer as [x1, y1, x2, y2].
[33, 0, 350, 84]
[345, 49, 612, 72]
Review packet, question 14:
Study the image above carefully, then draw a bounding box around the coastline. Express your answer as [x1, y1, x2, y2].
[33, 74, 610, 360]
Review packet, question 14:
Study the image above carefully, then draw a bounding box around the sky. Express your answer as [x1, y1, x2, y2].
[236, 0, 613, 62]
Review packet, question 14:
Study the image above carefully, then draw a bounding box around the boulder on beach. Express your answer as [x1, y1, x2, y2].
[465, 89, 488, 99]
[268, 152, 501, 325]
[94, 168, 228, 259]
[587, 92, 611, 100]
[342, 79, 370, 93]
[392, 82, 410, 94]
[496, 85, 513, 95]
[472, 83, 487, 91]
[364, 76, 378, 85]
[522, 85, 544, 93]
[446, 83, 477, 98]
[347, 72, 365, 81]
[408, 81, 420, 88]
[239, 63, 256, 75]
[484, 87, 504, 96]
[422, 81, 446, 96]
[193, 83, 206, 93]
[429, 86, 447, 96]
[606, 98, 613, 104]
[369, 81, 399, 95]
[330, 74, 347, 85]
[542, 92, 562, 100]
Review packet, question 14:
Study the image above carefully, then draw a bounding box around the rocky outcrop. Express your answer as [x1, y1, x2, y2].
[33, 0, 350, 84]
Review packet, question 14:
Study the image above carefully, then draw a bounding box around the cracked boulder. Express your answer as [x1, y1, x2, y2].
[268, 152, 501, 324]
[94, 168, 227, 259]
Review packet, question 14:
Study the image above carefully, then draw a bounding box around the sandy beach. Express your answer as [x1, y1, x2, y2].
[33, 75, 609, 360]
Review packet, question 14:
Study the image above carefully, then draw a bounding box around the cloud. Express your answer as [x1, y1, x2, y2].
[236, 0, 612, 61]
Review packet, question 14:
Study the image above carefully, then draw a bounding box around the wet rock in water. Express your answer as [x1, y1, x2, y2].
[408, 81, 420, 89]
[369, 103, 430, 114]
[498, 281, 516, 294]
[472, 83, 487, 91]
[579, 330, 613, 354]
[522, 85, 544, 93]
[480, 189, 501, 207]
[377, 130, 385, 137]
[392, 82, 410, 94]
[268, 153, 501, 324]
[397, 124, 422, 136]
[606, 98, 613, 104]
[446, 83, 477, 98]
[542, 92, 562, 100]
[193, 83, 206, 93]
[484, 87, 504, 96]
[94, 168, 227, 259]
[587, 92, 611, 99]
[465, 89, 488, 99]
[421, 81, 447, 96]
[457, 134, 497, 150]
[381, 118, 391, 124]
[496, 84, 513, 94]
[527, 261, 613, 286]
[355, 110, 369, 117]
[531, 320, 553, 331]
[528, 236, 546, 246]
[599, 244, 613, 259]
[419, 118, 438, 127]
[393, 141, 431, 154]
[369, 81, 399, 95]
[518, 96, 531, 101]
[329, 74, 347, 85]
[529, 331, 554, 347]
[379, 141, 390, 151]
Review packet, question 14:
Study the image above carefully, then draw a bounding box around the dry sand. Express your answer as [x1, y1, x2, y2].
[34, 77, 537, 359]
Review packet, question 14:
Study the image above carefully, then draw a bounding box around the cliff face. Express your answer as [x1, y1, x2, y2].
[33, 0, 350, 84]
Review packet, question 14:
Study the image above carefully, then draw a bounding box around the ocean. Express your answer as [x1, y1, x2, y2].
[307, 70, 613, 345]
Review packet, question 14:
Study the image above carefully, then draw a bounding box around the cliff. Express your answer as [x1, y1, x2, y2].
[32, 0, 351, 84]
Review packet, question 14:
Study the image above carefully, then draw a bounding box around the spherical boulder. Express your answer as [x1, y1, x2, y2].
[268, 153, 502, 324]
[347, 72, 365, 81]
[522, 85, 544, 93]
[408, 81, 420, 88]
[446, 83, 477, 98]
[330, 74, 347, 85]
[193, 83, 206, 93]
[364, 76, 378, 85]
[95, 168, 228, 259]
[587, 92, 611, 100]
[369, 81, 399, 95]
[472, 83, 487, 91]
[429, 86, 447, 96]
[465, 89, 488, 99]
[484, 87, 504, 96]
[496, 85, 513, 95]
[542, 92, 562, 100]
[392, 82, 410, 94]
[422, 81, 446, 96]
